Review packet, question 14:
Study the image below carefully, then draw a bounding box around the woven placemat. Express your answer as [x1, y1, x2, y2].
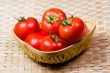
[0, 0, 110, 73]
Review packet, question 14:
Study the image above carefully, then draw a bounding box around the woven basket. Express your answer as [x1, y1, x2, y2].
[12, 17, 96, 64]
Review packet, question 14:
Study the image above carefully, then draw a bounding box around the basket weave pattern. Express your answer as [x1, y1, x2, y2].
[12, 18, 95, 64]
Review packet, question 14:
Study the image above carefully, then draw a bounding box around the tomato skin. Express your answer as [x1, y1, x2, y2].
[42, 8, 66, 21]
[59, 17, 87, 43]
[40, 35, 66, 52]
[14, 17, 39, 40]
[24, 32, 44, 50]
[41, 8, 66, 35]
[42, 19, 61, 35]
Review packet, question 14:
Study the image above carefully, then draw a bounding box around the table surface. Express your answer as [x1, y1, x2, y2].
[0, 0, 110, 73]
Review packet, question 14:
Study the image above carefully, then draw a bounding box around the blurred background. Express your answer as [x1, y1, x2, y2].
[0, 0, 110, 73]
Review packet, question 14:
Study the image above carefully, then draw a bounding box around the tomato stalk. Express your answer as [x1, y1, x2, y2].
[15, 16, 26, 22]
[59, 16, 73, 26]
[46, 16, 57, 23]
[50, 32, 61, 42]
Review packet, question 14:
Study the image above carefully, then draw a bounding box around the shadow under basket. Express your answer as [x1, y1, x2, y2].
[12, 18, 96, 64]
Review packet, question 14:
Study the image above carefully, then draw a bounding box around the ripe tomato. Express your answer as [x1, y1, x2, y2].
[24, 32, 44, 50]
[42, 19, 61, 35]
[40, 33, 67, 52]
[42, 8, 66, 21]
[41, 8, 66, 35]
[59, 17, 87, 43]
[14, 17, 39, 40]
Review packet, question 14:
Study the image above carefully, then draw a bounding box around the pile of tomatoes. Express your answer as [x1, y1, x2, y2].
[14, 8, 87, 52]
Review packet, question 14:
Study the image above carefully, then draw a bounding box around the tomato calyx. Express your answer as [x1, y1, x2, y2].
[59, 16, 73, 26]
[46, 16, 57, 23]
[50, 32, 61, 42]
[15, 16, 26, 22]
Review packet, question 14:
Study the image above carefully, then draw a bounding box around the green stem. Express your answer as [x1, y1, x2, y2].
[15, 16, 26, 22]
[46, 16, 57, 23]
[50, 32, 61, 42]
[59, 15, 73, 26]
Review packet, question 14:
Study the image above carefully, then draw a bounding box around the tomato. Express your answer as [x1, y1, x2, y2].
[42, 19, 61, 35]
[42, 8, 66, 21]
[24, 32, 44, 50]
[40, 33, 67, 52]
[14, 17, 39, 40]
[41, 8, 66, 35]
[59, 17, 87, 43]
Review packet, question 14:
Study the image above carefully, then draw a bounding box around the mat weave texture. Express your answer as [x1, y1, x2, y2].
[0, 0, 110, 73]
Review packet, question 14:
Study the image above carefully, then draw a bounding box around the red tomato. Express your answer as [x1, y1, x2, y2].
[24, 32, 44, 50]
[42, 19, 61, 35]
[41, 8, 66, 35]
[42, 8, 66, 21]
[59, 17, 87, 43]
[14, 17, 39, 40]
[40, 34, 67, 52]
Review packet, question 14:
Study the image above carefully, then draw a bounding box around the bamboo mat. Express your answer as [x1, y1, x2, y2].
[0, 0, 110, 73]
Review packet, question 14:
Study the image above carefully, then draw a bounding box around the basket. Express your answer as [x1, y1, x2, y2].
[12, 18, 96, 64]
